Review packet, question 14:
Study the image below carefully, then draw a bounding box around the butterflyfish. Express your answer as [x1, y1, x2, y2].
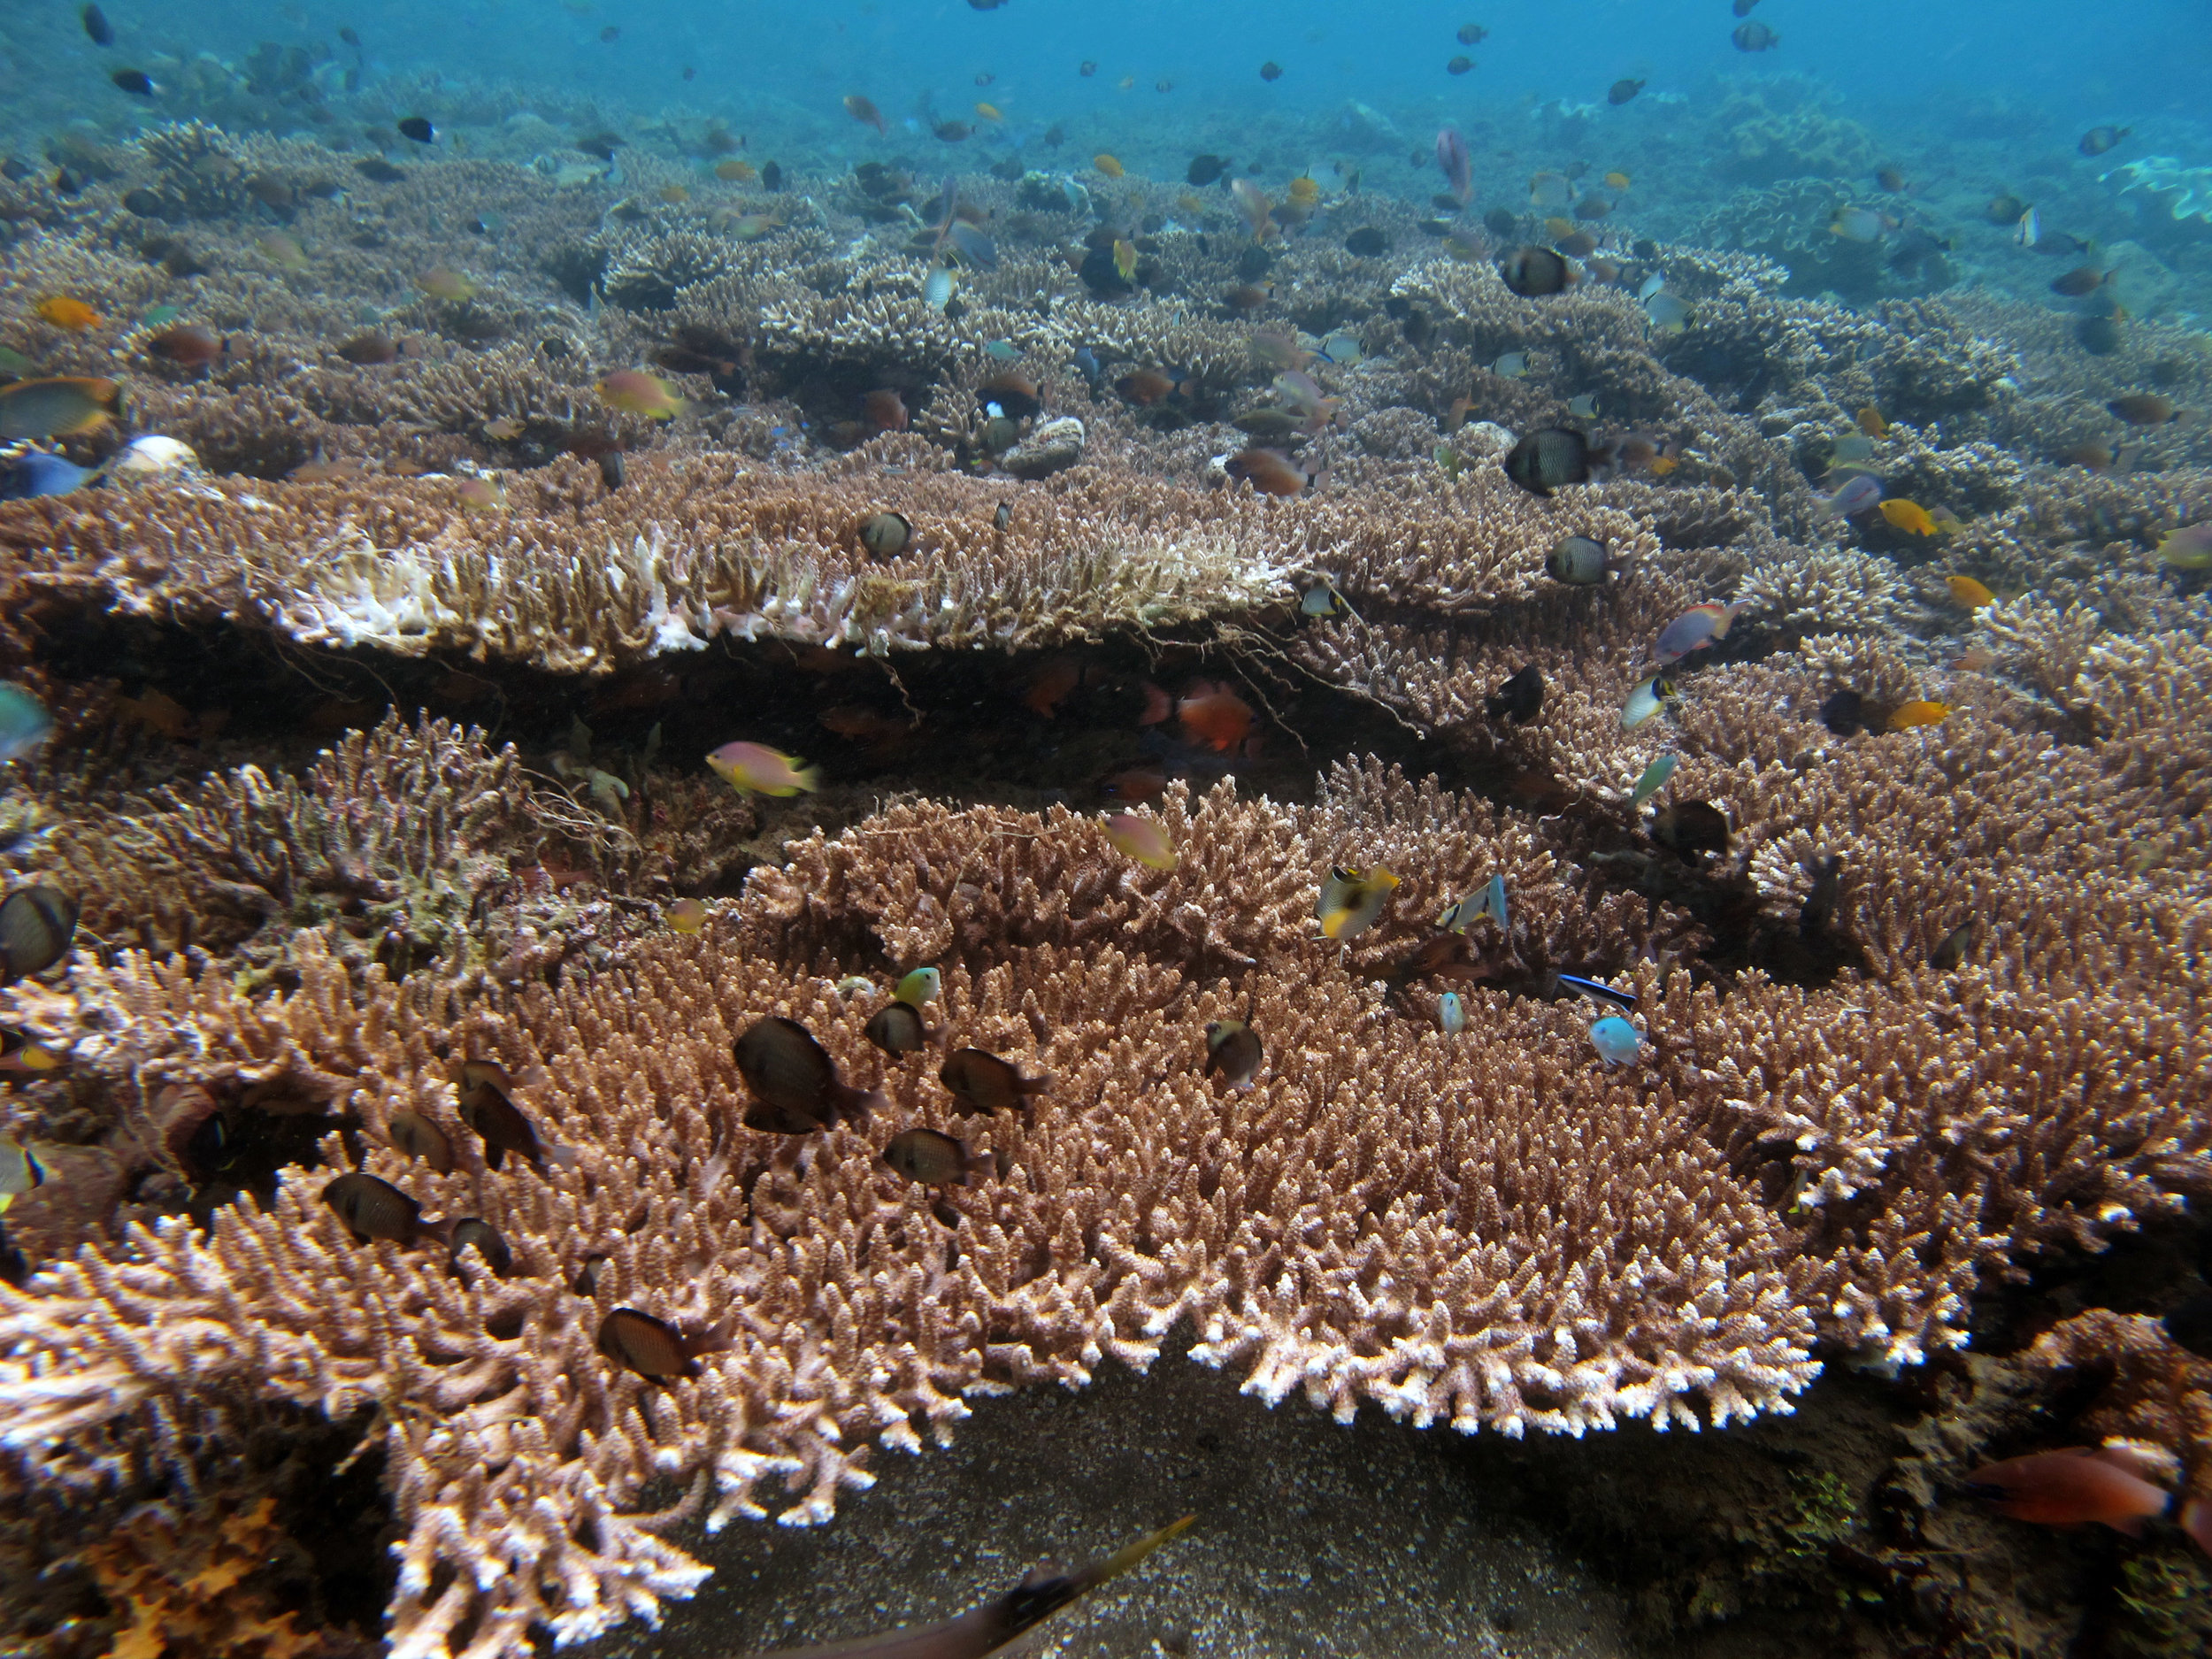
[1317, 866, 1398, 941]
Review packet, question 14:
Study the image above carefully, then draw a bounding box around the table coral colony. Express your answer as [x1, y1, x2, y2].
[0, 40, 2209, 1659]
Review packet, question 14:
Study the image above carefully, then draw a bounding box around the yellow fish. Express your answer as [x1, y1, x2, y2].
[1316, 866, 1398, 941]
[1946, 574, 1995, 608]
[1857, 405, 1887, 437]
[1112, 238, 1138, 280]
[665, 898, 709, 933]
[973, 101, 1003, 121]
[658, 184, 690, 204]
[1094, 153, 1125, 178]
[1879, 498, 1939, 536]
[1604, 170, 1632, 190]
[1286, 175, 1319, 207]
[714, 158, 758, 182]
[416, 265, 477, 301]
[596, 368, 684, 419]
[259, 234, 311, 270]
[1887, 700, 1950, 731]
[1118, 75, 1136, 91]
[706, 741, 820, 796]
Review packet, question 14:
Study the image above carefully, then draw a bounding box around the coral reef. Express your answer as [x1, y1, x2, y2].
[0, 69, 2208, 1659]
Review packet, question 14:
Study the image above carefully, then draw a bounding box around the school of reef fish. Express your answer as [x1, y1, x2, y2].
[0, 2, 2210, 1656]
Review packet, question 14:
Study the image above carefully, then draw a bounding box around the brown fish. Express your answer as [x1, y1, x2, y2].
[864, 1002, 931, 1054]
[2048, 266, 2108, 297]
[335, 332, 399, 365]
[735, 1017, 884, 1133]
[1223, 448, 1308, 497]
[0, 887, 79, 984]
[2108, 394, 2182, 426]
[1650, 799, 1731, 858]
[597, 1307, 717, 1381]
[1202, 1020, 1263, 1087]
[322, 1172, 444, 1245]
[388, 1110, 453, 1172]
[146, 324, 224, 367]
[448, 1218, 515, 1277]
[882, 1126, 982, 1187]
[939, 1048, 1049, 1115]
[457, 1063, 577, 1172]
[745, 1516, 1194, 1658]
[1385, 933, 1485, 987]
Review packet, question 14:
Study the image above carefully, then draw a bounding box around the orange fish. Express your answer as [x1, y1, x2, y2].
[1966, 1448, 2170, 1535]
[843, 94, 887, 134]
[1138, 681, 1171, 726]
[1094, 153, 1125, 178]
[34, 296, 101, 332]
[1856, 405, 1886, 438]
[1178, 681, 1255, 751]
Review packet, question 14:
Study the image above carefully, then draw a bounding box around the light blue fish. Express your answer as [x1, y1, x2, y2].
[1630, 754, 1678, 808]
[0, 447, 95, 502]
[1588, 1016, 1642, 1064]
[1438, 992, 1467, 1034]
[895, 966, 941, 1007]
[983, 339, 1022, 361]
[0, 684, 53, 764]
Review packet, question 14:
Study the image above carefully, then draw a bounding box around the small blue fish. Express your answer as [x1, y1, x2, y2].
[1557, 973, 1636, 1012]
[1588, 1016, 1642, 1064]
[1072, 346, 1104, 389]
[983, 339, 1021, 360]
[1630, 754, 1678, 808]
[1438, 992, 1467, 1034]
[0, 446, 95, 501]
[0, 684, 53, 764]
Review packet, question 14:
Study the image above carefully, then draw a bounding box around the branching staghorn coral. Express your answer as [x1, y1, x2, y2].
[2, 742, 2208, 1657]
